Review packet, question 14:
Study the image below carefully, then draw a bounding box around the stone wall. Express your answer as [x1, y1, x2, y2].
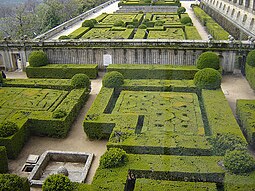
[0, 39, 254, 72]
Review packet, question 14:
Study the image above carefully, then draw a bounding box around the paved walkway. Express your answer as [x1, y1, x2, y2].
[181, 1, 209, 40]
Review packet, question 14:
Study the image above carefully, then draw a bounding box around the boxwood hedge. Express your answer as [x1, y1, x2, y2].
[0, 146, 8, 173]
[26, 64, 98, 79]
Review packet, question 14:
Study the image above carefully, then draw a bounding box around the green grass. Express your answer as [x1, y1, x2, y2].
[147, 28, 185, 39]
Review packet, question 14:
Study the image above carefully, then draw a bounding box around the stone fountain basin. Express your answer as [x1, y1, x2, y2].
[28, 150, 93, 187]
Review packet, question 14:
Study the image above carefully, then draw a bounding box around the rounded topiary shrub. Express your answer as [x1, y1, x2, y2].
[0, 121, 19, 137]
[246, 50, 255, 67]
[114, 20, 125, 27]
[209, 133, 247, 155]
[52, 110, 67, 119]
[28, 50, 48, 67]
[71, 74, 91, 89]
[196, 52, 220, 70]
[177, 7, 186, 15]
[194, 68, 222, 89]
[102, 71, 124, 88]
[82, 20, 94, 27]
[90, 19, 98, 24]
[181, 17, 192, 25]
[42, 174, 73, 191]
[100, 148, 128, 168]
[224, 150, 255, 174]
[0, 174, 25, 191]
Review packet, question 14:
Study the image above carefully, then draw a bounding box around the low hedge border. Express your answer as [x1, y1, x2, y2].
[26, 64, 98, 79]
[0, 146, 8, 173]
[107, 64, 199, 80]
[202, 90, 246, 141]
[4, 79, 72, 91]
[0, 111, 29, 159]
[236, 99, 255, 147]
[245, 63, 255, 90]
[29, 89, 89, 138]
[92, 154, 224, 190]
[193, 6, 229, 40]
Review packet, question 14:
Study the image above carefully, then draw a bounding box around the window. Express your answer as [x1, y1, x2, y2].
[243, 14, 247, 23]
[223, 4, 226, 10]
[219, 2, 222, 8]
[227, 6, 230, 13]
[231, 9, 235, 16]
[239, 0, 243, 5]
[237, 11, 241, 20]
[250, 18, 254, 29]
[245, 0, 250, 7]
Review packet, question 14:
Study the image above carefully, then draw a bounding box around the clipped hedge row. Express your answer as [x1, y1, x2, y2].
[193, 6, 229, 40]
[245, 63, 255, 90]
[92, 154, 224, 190]
[67, 27, 91, 39]
[4, 79, 72, 91]
[0, 146, 8, 173]
[236, 99, 255, 147]
[26, 64, 98, 79]
[84, 88, 115, 139]
[0, 112, 29, 159]
[202, 89, 246, 140]
[29, 89, 89, 138]
[107, 64, 199, 80]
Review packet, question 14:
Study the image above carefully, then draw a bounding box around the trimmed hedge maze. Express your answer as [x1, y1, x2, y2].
[0, 80, 90, 160]
[83, 65, 255, 190]
[61, 12, 201, 40]
[118, 0, 181, 6]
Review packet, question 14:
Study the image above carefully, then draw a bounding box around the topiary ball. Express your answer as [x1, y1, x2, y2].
[0, 121, 19, 137]
[194, 68, 222, 89]
[180, 17, 192, 25]
[42, 174, 73, 191]
[100, 148, 128, 168]
[177, 7, 186, 15]
[82, 20, 94, 27]
[246, 50, 255, 67]
[0, 174, 24, 191]
[224, 150, 255, 174]
[28, 51, 48, 67]
[102, 71, 124, 88]
[196, 52, 220, 70]
[71, 74, 91, 89]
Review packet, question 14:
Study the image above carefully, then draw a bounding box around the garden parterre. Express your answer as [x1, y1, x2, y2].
[83, 64, 254, 190]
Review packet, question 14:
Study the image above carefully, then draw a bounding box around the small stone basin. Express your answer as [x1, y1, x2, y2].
[28, 150, 93, 187]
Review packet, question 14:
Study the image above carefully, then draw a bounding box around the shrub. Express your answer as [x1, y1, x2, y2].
[102, 71, 124, 88]
[209, 133, 247, 155]
[181, 17, 192, 25]
[194, 68, 221, 89]
[52, 110, 67, 119]
[0, 121, 19, 137]
[90, 19, 98, 24]
[0, 147, 8, 173]
[246, 50, 255, 67]
[114, 20, 125, 27]
[82, 20, 94, 27]
[138, 24, 147, 29]
[196, 52, 220, 70]
[100, 148, 128, 168]
[71, 73, 91, 89]
[0, 72, 3, 84]
[42, 174, 74, 191]
[0, 174, 26, 191]
[58, 35, 70, 40]
[28, 51, 48, 67]
[177, 7, 186, 15]
[224, 150, 255, 174]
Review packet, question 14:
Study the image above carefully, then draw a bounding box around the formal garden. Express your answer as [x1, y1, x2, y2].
[0, 47, 255, 191]
[59, 10, 202, 40]
[118, 0, 181, 6]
